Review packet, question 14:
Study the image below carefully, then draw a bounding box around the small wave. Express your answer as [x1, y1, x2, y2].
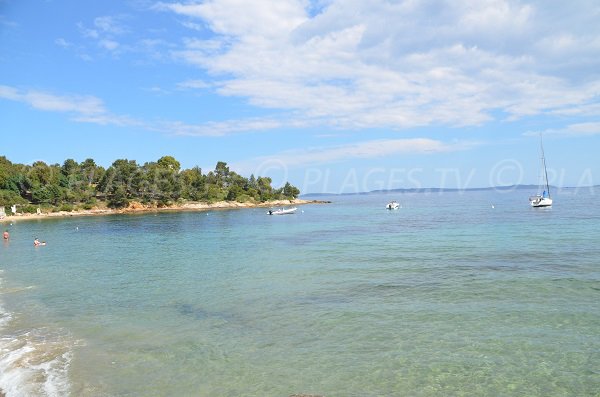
[0, 314, 12, 330]
[0, 300, 73, 397]
[0, 286, 36, 295]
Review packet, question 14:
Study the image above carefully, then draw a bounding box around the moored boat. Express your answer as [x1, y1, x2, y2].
[267, 207, 297, 215]
[386, 201, 400, 210]
[529, 135, 553, 208]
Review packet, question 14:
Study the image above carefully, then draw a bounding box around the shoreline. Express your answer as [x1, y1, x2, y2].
[0, 199, 329, 223]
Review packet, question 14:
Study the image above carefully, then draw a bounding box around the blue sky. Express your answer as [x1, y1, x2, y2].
[1, 0, 599, 193]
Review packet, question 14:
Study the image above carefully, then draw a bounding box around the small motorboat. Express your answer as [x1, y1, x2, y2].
[386, 201, 399, 210]
[267, 207, 297, 215]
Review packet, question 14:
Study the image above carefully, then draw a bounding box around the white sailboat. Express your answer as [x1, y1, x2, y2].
[529, 135, 553, 208]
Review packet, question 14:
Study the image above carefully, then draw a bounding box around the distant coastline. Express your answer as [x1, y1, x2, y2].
[1, 199, 329, 223]
[301, 184, 596, 197]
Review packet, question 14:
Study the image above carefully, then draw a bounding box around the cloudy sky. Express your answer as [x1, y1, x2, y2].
[1, 0, 599, 193]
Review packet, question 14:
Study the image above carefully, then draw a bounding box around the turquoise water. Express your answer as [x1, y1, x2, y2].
[1, 189, 599, 396]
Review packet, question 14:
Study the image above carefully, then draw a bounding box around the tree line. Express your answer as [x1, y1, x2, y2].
[0, 155, 300, 212]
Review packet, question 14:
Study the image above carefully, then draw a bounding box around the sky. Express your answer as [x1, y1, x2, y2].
[1, 0, 599, 194]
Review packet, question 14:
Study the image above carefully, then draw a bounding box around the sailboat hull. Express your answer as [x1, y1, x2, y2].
[530, 197, 553, 207]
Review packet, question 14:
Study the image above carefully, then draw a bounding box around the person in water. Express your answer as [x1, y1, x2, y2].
[2, 230, 8, 240]
[34, 238, 46, 246]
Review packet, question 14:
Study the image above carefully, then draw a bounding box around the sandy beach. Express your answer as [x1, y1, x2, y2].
[0, 199, 328, 223]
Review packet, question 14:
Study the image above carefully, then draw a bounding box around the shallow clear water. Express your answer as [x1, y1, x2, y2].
[1, 189, 599, 396]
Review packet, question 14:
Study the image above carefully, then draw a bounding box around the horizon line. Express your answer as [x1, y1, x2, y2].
[300, 184, 598, 196]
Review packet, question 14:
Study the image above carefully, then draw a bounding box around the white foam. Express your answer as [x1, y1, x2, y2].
[33, 350, 73, 397]
[0, 331, 73, 397]
[0, 307, 12, 328]
[0, 283, 72, 397]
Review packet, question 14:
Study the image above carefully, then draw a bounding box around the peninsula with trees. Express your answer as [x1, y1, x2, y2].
[0, 155, 313, 219]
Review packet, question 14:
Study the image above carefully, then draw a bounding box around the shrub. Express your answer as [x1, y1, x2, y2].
[235, 193, 253, 203]
[20, 204, 38, 214]
[156, 198, 171, 208]
[59, 203, 74, 212]
[0, 189, 27, 206]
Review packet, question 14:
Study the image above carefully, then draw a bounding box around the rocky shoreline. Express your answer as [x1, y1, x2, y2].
[1, 199, 329, 223]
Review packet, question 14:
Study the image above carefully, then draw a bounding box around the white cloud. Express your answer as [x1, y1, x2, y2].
[99, 39, 119, 51]
[235, 138, 477, 170]
[159, 117, 285, 136]
[526, 122, 600, 137]
[26, 92, 104, 114]
[78, 15, 129, 54]
[0, 85, 140, 127]
[0, 84, 289, 135]
[154, 0, 306, 38]
[55, 38, 72, 48]
[72, 114, 144, 127]
[0, 85, 19, 101]
[77, 22, 99, 39]
[179, 20, 204, 31]
[154, 0, 600, 131]
[176, 79, 210, 90]
[0, 85, 105, 115]
[79, 54, 93, 62]
[94, 16, 128, 35]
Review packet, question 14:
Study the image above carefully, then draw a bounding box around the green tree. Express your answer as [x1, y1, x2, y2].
[108, 185, 129, 208]
[0, 189, 27, 206]
[157, 156, 181, 172]
[80, 158, 104, 186]
[283, 182, 300, 199]
[61, 159, 78, 177]
[205, 184, 224, 202]
[257, 176, 273, 201]
[0, 155, 301, 209]
[101, 159, 138, 197]
[29, 161, 53, 187]
[32, 184, 63, 205]
[226, 185, 244, 201]
[215, 161, 229, 178]
[0, 156, 26, 196]
[180, 166, 204, 200]
[247, 174, 258, 190]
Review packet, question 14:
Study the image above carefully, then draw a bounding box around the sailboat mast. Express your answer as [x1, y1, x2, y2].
[540, 135, 550, 197]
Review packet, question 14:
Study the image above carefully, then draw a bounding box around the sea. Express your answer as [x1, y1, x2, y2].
[0, 189, 598, 396]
